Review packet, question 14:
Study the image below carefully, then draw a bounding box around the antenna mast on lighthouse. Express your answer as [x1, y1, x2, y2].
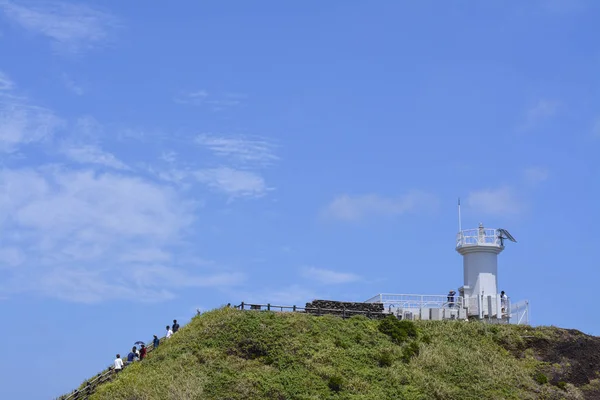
[458, 198, 462, 232]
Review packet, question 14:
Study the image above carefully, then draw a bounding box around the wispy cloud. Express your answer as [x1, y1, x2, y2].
[518, 99, 560, 132]
[62, 144, 129, 170]
[0, 101, 63, 153]
[232, 284, 318, 305]
[174, 90, 245, 111]
[0, 1, 119, 53]
[324, 190, 438, 222]
[466, 186, 522, 215]
[62, 73, 84, 95]
[194, 167, 269, 198]
[301, 267, 361, 284]
[523, 166, 549, 184]
[195, 134, 279, 166]
[0, 167, 244, 302]
[0, 70, 14, 91]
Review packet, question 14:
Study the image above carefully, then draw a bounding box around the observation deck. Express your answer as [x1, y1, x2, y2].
[456, 226, 506, 250]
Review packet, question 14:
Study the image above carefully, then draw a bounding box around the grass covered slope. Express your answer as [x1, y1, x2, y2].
[90, 308, 599, 400]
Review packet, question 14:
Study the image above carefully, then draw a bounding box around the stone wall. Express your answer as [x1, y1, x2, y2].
[305, 299, 385, 318]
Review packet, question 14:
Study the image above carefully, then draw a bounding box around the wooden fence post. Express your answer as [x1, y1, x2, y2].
[241, 302, 245, 310]
[267, 303, 271, 311]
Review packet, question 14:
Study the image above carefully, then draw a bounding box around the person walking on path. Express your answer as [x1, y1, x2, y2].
[166, 325, 173, 339]
[114, 354, 124, 373]
[172, 319, 180, 333]
[153, 335, 160, 348]
[127, 347, 138, 364]
[139, 344, 147, 360]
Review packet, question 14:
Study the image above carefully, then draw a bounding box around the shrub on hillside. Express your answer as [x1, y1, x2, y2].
[235, 337, 269, 360]
[377, 350, 394, 367]
[401, 341, 420, 363]
[328, 375, 343, 392]
[534, 372, 548, 385]
[378, 316, 418, 344]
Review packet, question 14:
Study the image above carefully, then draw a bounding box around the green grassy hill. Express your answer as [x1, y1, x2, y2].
[87, 308, 600, 400]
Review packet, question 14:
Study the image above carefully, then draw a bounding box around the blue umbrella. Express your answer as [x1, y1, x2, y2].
[134, 341, 145, 346]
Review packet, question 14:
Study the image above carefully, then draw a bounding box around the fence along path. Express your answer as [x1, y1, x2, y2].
[56, 335, 165, 400]
[234, 302, 388, 319]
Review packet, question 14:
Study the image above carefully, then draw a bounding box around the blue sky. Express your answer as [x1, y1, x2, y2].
[1, 0, 599, 398]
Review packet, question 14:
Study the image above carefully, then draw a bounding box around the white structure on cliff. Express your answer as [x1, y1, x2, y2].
[366, 219, 529, 324]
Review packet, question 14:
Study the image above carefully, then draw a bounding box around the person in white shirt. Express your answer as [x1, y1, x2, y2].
[166, 325, 173, 339]
[114, 354, 124, 373]
[501, 290, 508, 313]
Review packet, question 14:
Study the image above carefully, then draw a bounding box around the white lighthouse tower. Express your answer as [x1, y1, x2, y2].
[365, 202, 529, 324]
[456, 223, 516, 320]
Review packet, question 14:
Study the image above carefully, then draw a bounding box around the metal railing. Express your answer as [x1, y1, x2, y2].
[456, 228, 502, 248]
[58, 336, 165, 400]
[235, 302, 387, 318]
[509, 300, 530, 325]
[364, 293, 464, 309]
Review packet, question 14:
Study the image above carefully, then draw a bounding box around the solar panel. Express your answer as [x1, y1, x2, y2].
[497, 228, 517, 243]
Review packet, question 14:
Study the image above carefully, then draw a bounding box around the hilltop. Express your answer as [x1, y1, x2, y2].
[83, 308, 600, 400]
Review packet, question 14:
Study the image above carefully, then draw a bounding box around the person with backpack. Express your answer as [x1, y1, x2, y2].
[153, 335, 160, 348]
[127, 347, 138, 364]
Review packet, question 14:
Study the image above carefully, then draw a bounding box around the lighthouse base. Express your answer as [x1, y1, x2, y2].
[365, 293, 529, 324]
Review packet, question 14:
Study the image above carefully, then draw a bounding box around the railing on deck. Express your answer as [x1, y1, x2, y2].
[364, 293, 464, 309]
[456, 228, 502, 248]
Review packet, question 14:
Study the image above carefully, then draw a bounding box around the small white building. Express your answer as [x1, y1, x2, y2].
[366, 223, 529, 324]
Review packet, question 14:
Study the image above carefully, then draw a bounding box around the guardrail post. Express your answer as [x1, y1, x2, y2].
[318, 307, 321, 316]
[343, 307, 346, 319]
[241, 302, 244, 310]
[267, 303, 271, 311]
[293, 305, 296, 312]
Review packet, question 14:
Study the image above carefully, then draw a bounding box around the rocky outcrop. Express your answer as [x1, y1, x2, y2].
[304, 299, 385, 318]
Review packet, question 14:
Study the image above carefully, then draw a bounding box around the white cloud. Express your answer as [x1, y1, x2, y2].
[161, 150, 177, 163]
[301, 267, 360, 284]
[0, 1, 119, 53]
[0, 167, 250, 302]
[466, 186, 522, 215]
[0, 101, 63, 153]
[194, 167, 269, 198]
[127, 265, 245, 289]
[62, 73, 84, 95]
[195, 134, 279, 166]
[523, 166, 549, 184]
[33, 267, 177, 303]
[324, 190, 438, 221]
[0, 247, 24, 268]
[519, 99, 559, 131]
[233, 284, 318, 306]
[175, 90, 244, 110]
[63, 144, 129, 170]
[0, 70, 14, 90]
